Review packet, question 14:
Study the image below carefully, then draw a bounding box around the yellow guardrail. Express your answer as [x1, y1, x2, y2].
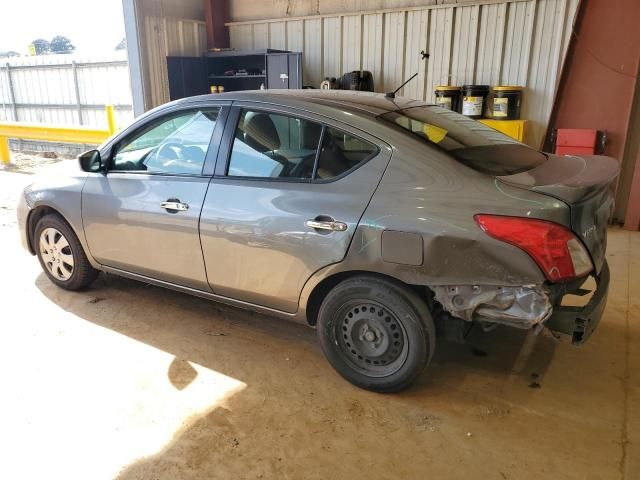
[0, 105, 116, 165]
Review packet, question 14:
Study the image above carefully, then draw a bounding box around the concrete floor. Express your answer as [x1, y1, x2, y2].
[0, 163, 638, 480]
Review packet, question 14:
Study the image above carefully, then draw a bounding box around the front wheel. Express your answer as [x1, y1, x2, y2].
[316, 276, 436, 392]
[35, 214, 99, 290]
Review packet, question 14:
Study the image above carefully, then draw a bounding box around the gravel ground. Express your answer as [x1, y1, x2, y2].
[1, 151, 67, 174]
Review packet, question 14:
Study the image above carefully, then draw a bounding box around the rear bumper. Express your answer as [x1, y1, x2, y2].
[545, 261, 610, 345]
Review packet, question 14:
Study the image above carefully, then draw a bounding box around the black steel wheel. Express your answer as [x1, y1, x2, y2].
[336, 301, 409, 377]
[317, 275, 436, 392]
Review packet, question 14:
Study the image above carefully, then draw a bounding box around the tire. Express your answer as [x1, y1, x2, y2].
[317, 275, 436, 393]
[34, 213, 99, 290]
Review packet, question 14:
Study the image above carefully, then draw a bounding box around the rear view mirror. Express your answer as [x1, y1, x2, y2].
[79, 149, 103, 172]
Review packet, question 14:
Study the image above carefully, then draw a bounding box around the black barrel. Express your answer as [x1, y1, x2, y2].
[461, 85, 490, 119]
[434, 86, 461, 112]
[491, 86, 523, 120]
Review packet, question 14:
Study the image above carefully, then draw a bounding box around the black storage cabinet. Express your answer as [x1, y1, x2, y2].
[167, 49, 303, 101]
[166, 57, 209, 100]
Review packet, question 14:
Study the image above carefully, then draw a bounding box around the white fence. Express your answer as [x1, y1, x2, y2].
[0, 52, 134, 131]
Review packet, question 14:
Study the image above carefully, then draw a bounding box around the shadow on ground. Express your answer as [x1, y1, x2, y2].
[36, 272, 560, 479]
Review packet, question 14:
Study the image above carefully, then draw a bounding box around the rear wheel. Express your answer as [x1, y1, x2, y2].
[35, 214, 99, 290]
[317, 276, 435, 392]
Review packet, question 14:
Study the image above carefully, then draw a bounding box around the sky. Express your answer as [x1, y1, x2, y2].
[0, 0, 126, 55]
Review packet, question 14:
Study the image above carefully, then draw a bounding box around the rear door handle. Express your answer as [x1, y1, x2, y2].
[160, 200, 189, 212]
[305, 218, 348, 231]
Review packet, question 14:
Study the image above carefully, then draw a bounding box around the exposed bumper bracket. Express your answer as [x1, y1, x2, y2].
[432, 284, 552, 329]
[545, 261, 610, 345]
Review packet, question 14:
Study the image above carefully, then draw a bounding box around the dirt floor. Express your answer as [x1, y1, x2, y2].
[0, 159, 638, 480]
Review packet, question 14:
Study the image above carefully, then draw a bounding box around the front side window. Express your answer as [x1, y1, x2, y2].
[227, 109, 378, 181]
[112, 108, 219, 175]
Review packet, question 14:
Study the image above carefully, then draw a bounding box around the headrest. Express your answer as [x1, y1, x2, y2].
[244, 113, 280, 152]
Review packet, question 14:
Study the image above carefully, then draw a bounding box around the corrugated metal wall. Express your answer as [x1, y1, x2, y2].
[0, 53, 133, 129]
[227, 0, 579, 147]
[142, 16, 208, 108]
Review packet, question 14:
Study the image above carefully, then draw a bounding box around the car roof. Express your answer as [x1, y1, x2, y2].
[176, 89, 433, 118]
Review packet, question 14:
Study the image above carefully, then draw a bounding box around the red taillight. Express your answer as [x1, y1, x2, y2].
[474, 214, 593, 282]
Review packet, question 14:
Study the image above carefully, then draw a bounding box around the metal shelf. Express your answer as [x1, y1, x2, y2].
[209, 75, 265, 79]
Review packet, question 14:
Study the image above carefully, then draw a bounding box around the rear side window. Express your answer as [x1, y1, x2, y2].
[315, 127, 379, 180]
[227, 109, 378, 181]
[228, 110, 322, 179]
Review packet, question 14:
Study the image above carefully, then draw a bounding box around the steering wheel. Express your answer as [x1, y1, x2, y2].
[156, 142, 184, 161]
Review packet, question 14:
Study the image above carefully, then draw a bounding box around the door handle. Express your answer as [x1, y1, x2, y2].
[160, 200, 189, 212]
[305, 218, 348, 231]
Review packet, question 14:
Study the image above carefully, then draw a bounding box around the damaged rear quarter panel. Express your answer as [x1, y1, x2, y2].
[343, 134, 571, 288]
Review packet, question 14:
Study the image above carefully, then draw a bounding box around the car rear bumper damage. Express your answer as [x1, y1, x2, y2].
[431, 260, 609, 344]
[432, 284, 552, 329]
[545, 261, 610, 345]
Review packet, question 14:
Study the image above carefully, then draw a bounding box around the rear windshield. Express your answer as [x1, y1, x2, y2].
[379, 106, 547, 175]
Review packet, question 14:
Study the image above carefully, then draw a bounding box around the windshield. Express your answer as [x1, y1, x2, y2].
[379, 105, 547, 175]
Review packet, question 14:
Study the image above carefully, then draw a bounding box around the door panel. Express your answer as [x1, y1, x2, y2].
[82, 106, 224, 290]
[200, 138, 391, 312]
[287, 53, 302, 89]
[267, 54, 289, 89]
[83, 174, 211, 290]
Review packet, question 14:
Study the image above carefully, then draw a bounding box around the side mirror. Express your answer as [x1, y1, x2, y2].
[79, 149, 103, 172]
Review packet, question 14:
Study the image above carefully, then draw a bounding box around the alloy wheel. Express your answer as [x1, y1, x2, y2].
[39, 227, 74, 281]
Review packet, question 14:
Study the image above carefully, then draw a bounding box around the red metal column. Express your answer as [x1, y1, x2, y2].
[204, 0, 230, 51]
[545, 0, 640, 229]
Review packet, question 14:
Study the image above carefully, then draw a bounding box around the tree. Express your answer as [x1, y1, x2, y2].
[115, 38, 126, 51]
[0, 51, 20, 58]
[49, 35, 75, 54]
[30, 38, 50, 55]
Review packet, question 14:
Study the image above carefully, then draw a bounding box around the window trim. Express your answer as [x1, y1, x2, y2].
[217, 104, 380, 184]
[107, 105, 226, 178]
[310, 125, 325, 180]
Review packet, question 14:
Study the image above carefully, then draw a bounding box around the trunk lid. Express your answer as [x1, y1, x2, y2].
[497, 154, 619, 274]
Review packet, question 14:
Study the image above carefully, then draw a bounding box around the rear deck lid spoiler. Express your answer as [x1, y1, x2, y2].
[497, 154, 619, 204]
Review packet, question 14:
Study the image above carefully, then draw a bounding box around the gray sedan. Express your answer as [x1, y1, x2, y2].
[17, 90, 618, 392]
